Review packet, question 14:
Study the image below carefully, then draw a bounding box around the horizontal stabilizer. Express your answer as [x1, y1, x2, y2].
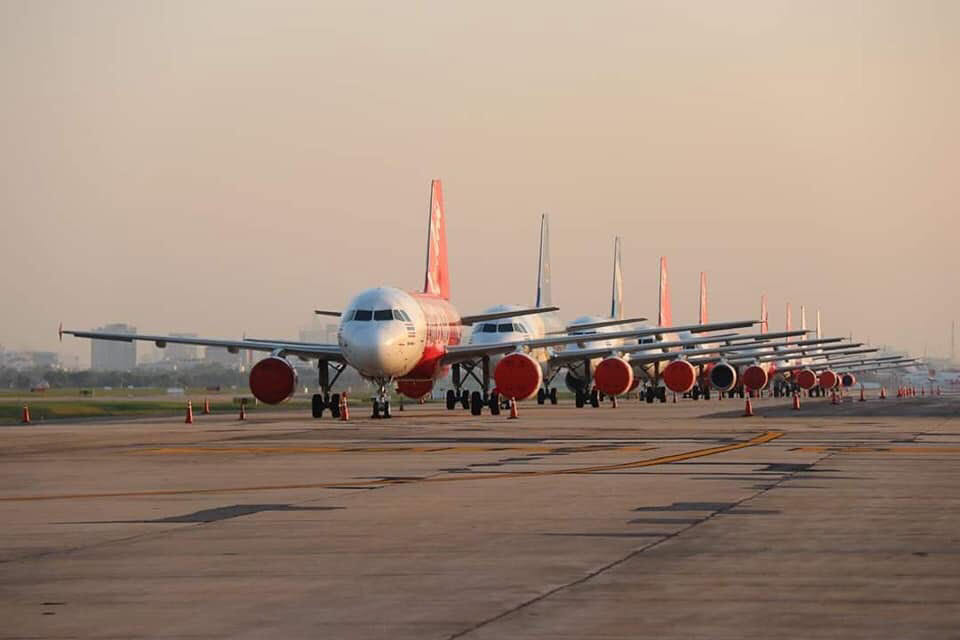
[559, 317, 649, 334]
[314, 310, 342, 317]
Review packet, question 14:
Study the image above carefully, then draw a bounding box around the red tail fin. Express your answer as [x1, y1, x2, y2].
[698, 272, 707, 325]
[760, 294, 768, 334]
[423, 180, 450, 299]
[658, 257, 672, 327]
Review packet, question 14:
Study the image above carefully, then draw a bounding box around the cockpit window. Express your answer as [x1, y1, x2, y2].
[394, 309, 410, 321]
[373, 309, 394, 321]
[498, 323, 514, 333]
[515, 323, 529, 333]
[352, 309, 372, 321]
[480, 324, 497, 333]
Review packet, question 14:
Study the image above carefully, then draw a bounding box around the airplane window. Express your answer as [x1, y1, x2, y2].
[481, 324, 497, 333]
[353, 310, 372, 321]
[498, 323, 514, 333]
[395, 310, 411, 321]
[374, 310, 394, 321]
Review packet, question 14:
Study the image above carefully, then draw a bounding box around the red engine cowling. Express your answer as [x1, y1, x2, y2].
[663, 360, 697, 393]
[794, 369, 817, 390]
[594, 357, 634, 396]
[494, 352, 543, 401]
[742, 365, 769, 391]
[396, 378, 434, 399]
[841, 373, 857, 388]
[818, 370, 839, 389]
[249, 356, 298, 404]
[708, 362, 737, 391]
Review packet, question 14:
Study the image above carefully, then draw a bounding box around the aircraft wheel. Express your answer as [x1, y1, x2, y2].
[461, 389, 470, 409]
[645, 387, 655, 404]
[330, 393, 341, 418]
[470, 391, 483, 416]
[590, 388, 600, 408]
[489, 392, 501, 415]
[704, 388, 711, 400]
[382, 401, 392, 419]
[691, 386, 701, 401]
[311, 393, 326, 418]
[658, 387, 667, 403]
[537, 389, 546, 405]
[575, 390, 585, 408]
[446, 389, 457, 410]
[549, 387, 558, 405]
[371, 398, 381, 419]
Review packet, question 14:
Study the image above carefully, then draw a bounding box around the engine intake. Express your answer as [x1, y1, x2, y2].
[494, 352, 543, 401]
[742, 365, 769, 391]
[594, 357, 634, 396]
[249, 356, 298, 404]
[818, 370, 839, 390]
[794, 369, 817, 390]
[709, 362, 737, 391]
[840, 373, 857, 388]
[663, 360, 697, 394]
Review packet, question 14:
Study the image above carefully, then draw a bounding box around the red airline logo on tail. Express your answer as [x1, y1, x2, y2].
[658, 257, 672, 327]
[423, 179, 450, 300]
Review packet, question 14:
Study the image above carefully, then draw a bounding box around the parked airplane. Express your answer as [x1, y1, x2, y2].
[60, 181, 711, 419]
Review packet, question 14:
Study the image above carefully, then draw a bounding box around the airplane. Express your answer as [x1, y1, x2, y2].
[60, 180, 715, 419]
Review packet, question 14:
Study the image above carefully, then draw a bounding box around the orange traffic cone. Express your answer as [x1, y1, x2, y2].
[859, 386, 865, 402]
[508, 397, 519, 419]
[239, 402, 246, 420]
[203, 397, 211, 414]
[340, 392, 349, 421]
[21, 404, 31, 424]
[185, 401, 194, 424]
[792, 393, 801, 410]
[880, 387, 887, 399]
[743, 396, 754, 417]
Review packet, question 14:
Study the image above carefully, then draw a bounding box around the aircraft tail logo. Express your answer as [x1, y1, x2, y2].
[761, 294, 768, 334]
[658, 256, 672, 327]
[698, 272, 708, 325]
[423, 179, 450, 300]
[610, 237, 623, 320]
[535, 214, 553, 307]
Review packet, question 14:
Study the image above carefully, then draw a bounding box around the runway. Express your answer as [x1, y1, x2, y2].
[2, 395, 959, 639]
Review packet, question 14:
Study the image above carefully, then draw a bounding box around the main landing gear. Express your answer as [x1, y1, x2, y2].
[644, 386, 668, 404]
[311, 360, 347, 419]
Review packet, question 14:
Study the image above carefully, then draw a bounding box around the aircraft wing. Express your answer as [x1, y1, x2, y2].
[60, 328, 345, 362]
[459, 306, 560, 326]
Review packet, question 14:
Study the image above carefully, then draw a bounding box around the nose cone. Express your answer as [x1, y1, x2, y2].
[340, 322, 413, 378]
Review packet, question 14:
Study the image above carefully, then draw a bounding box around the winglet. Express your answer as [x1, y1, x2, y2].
[785, 302, 792, 343]
[58, 322, 63, 342]
[698, 272, 707, 325]
[535, 213, 552, 308]
[658, 256, 671, 327]
[760, 294, 768, 334]
[423, 179, 450, 300]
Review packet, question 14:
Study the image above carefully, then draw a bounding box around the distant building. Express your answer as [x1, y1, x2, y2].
[167, 333, 200, 363]
[204, 345, 242, 368]
[299, 321, 338, 344]
[0, 350, 61, 370]
[91, 323, 136, 371]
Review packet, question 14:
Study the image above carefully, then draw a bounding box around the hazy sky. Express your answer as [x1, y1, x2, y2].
[2, 0, 958, 366]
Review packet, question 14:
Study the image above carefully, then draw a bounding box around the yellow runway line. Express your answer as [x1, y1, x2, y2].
[0, 431, 783, 503]
[133, 444, 658, 456]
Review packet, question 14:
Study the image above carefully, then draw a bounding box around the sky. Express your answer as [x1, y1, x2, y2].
[2, 0, 958, 367]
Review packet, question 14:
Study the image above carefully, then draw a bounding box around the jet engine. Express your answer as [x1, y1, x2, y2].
[818, 370, 839, 390]
[794, 369, 817, 390]
[493, 352, 543, 401]
[594, 356, 634, 396]
[249, 356, 298, 404]
[840, 373, 857, 388]
[742, 365, 769, 391]
[396, 378, 434, 399]
[708, 362, 738, 391]
[662, 360, 697, 394]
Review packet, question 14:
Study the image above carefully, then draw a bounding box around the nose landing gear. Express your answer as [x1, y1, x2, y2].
[371, 380, 392, 419]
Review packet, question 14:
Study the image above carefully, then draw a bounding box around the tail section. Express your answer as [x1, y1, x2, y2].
[801, 305, 807, 332]
[610, 237, 624, 320]
[698, 272, 708, 325]
[658, 256, 672, 327]
[423, 179, 450, 300]
[786, 302, 793, 343]
[535, 214, 552, 308]
[816, 309, 822, 340]
[761, 294, 768, 334]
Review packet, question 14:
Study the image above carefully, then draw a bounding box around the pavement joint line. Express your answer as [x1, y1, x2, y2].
[446, 439, 833, 640]
[0, 431, 783, 502]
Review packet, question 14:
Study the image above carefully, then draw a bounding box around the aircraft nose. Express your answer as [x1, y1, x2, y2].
[340, 322, 411, 377]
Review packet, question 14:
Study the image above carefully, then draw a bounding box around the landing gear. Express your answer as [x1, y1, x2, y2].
[691, 386, 701, 401]
[470, 391, 483, 416]
[590, 387, 600, 408]
[311, 393, 326, 418]
[549, 387, 558, 405]
[645, 387, 655, 404]
[446, 389, 457, 410]
[371, 380, 391, 419]
[488, 391, 501, 415]
[312, 360, 347, 420]
[658, 386, 667, 403]
[460, 389, 470, 409]
[537, 388, 546, 405]
[575, 390, 585, 408]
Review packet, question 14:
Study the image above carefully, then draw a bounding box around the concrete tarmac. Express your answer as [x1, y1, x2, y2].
[2, 393, 959, 639]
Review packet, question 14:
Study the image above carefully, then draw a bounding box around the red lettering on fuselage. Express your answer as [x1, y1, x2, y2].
[400, 293, 462, 383]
